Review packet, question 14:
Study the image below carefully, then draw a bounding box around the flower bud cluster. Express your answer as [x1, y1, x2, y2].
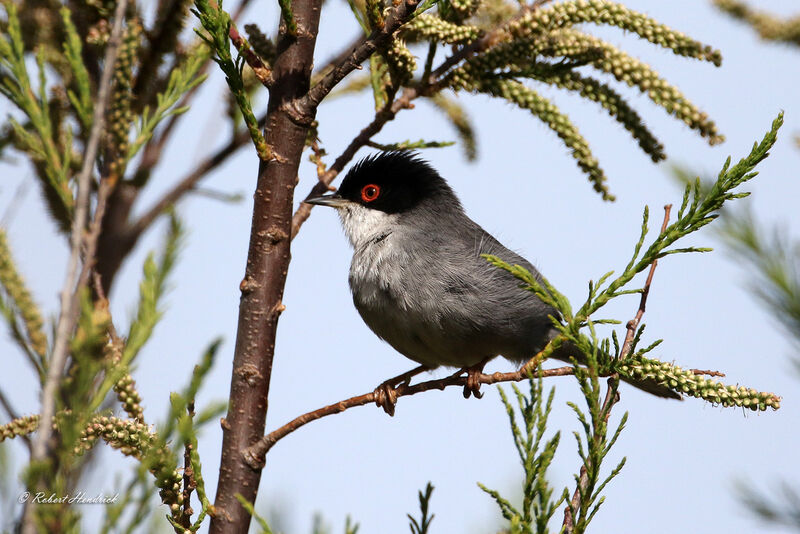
[543, 30, 724, 144]
[76, 415, 155, 457]
[478, 78, 611, 200]
[509, 0, 722, 65]
[0, 230, 47, 356]
[448, 0, 480, 20]
[107, 21, 141, 181]
[115, 373, 145, 422]
[714, 0, 800, 46]
[385, 39, 417, 84]
[620, 358, 781, 411]
[0, 414, 40, 442]
[244, 24, 276, 63]
[536, 71, 665, 162]
[403, 14, 480, 45]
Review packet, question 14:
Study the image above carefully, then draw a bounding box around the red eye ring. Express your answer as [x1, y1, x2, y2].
[361, 184, 381, 202]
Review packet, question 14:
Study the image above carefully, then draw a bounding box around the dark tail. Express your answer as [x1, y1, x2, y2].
[548, 338, 682, 401]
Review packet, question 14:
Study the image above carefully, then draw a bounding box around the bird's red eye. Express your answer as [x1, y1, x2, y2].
[361, 184, 380, 202]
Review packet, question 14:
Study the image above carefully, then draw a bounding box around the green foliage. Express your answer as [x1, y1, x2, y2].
[236, 493, 275, 533]
[481, 378, 562, 534]
[123, 213, 184, 365]
[483, 113, 785, 406]
[408, 482, 435, 534]
[0, 2, 73, 221]
[737, 481, 800, 530]
[128, 45, 209, 168]
[278, 0, 298, 36]
[86, 212, 184, 416]
[719, 210, 800, 364]
[565, 356, 626, 533]
[368, 139, 455, 151]
[192, 0, 272, 160]
[715, 0, 800, 46]
[393, 0, 724, 197]
[60, 7, 92, 129]
[0, 228, 47, 373]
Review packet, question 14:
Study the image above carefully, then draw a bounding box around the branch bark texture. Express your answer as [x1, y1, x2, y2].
[208, 1, 323, 531]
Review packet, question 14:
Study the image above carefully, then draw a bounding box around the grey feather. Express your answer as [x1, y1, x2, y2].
[317, 152, 679, 400]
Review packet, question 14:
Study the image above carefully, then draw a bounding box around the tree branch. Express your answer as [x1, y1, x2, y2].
[243, 365, 578, 467]
[293, 0, 420, 120]
[229, 23, 273, 87]
[208, 0, 323, 530]
[24, 0, 129, 531]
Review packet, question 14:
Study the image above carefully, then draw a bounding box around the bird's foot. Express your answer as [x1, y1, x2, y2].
[462, 358, 491, 399]
[374, 382, 398, 416]
[373, 364, 430, 416]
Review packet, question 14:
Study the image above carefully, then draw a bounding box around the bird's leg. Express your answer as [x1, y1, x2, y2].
[463, 357, 492, 399]
[373, 364, 431, 416]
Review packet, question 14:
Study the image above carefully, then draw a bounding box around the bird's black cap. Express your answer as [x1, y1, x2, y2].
[306, 151, 458, 214]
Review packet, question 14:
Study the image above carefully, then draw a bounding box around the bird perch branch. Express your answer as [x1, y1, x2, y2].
[242, 364, 578, 468]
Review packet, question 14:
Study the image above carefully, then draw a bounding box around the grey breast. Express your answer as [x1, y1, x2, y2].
[350, 208, 558, 368]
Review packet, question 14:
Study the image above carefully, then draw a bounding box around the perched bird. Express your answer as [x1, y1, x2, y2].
[306, 152, 679, 412]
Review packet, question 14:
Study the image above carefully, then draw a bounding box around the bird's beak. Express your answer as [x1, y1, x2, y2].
[304, 192, 350, 208]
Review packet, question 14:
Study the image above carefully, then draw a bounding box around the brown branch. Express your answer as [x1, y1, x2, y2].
[563, 205, 672, 534]
[23, 1, 129, 532]
[229, 24, 274, 87]
[243, 364, 577, 467]
[180, 401, 197, 530]
[295, 0, 420, 119]
[208, 0, 323, 530]
[620, 204, 672, 357]
[310, 34, 365, 86]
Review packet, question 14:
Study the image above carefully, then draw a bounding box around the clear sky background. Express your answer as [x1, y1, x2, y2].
[1, 1, 799, 532]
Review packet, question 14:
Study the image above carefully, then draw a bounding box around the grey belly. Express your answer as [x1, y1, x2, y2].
[351, 274, 493, 368]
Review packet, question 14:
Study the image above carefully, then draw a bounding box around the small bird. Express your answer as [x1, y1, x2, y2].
[306, 152, 679, 412]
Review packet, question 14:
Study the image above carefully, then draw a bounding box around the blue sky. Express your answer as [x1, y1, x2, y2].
[1, 1, 799, 532]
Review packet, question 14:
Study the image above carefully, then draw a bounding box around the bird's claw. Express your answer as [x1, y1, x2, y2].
[371, 365, 430, 416]
[374, 381, 398, 416]
[462, 364, 486, 399]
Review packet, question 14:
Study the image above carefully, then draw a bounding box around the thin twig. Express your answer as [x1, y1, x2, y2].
[180, 401, 197, 530]
[229, 24, 273, 87]
[296, 0, 420, 115]
[562, 205, 672, 533]
[621, 204, 673, 357]
[78, 180, 113, 290]
[290, 1, 548, 238]
[310, 34, 365, 86]
[242, 363, 577, 468]
[23, 0, 129, 531]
